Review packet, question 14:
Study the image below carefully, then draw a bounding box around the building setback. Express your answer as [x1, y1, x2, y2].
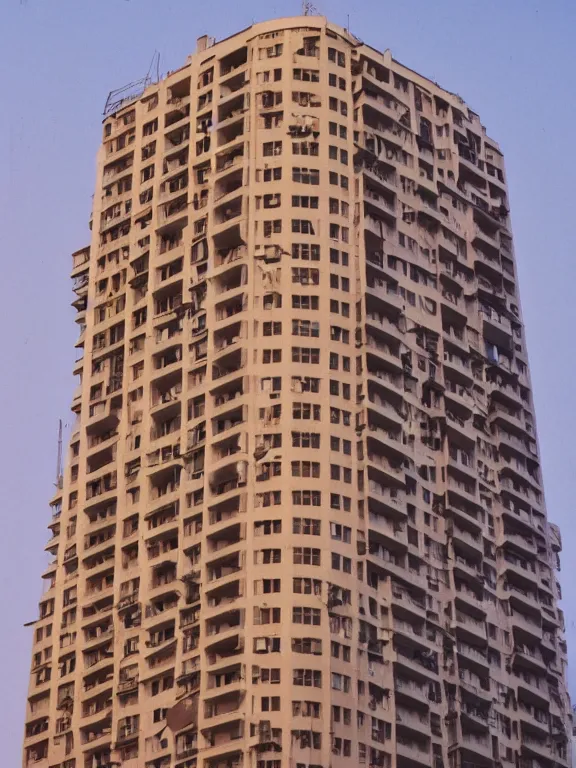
[22, 15, 572, 768]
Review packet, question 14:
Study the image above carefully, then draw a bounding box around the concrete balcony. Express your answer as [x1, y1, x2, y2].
[394, 676, 430, 707]
[456, 641, 489, 672]
[366, 278, 404, 313]
[395, 707, 429, 734]
[473, 223, 500, 254]
[444, 386, 475, 417]
[366, 455, 405, 488]
[443, 351, 474, 385]
[454, 611, 486, 643]
[366, 393, 405, 429]
[481, 307, 513, 348]
[501, 554, 538, 587]
[389, 584, 427, 619]
[453, 555, 483, 586]
[517, 704, 550, 736]
[460, 732, 492, 761]
[368, 512, 407, 547]
[366, 368, 404, 399]
[365, 188, 397, 220]
[515, 673, 549, 707]
[451, 524, 483, 555]
[455, 588, 486, 617]
[396, 738, 430, 766]
[500, 530, 537, 558]
[500, 461, 540, 491]
[490, 404, 526, 434]
[458, 673, 491, 702]
[365, 310, 403, 341]
[447, 476, 478, 507]
[366, 339, 403, 373]
[443, 325, 469, 353]
[521, 736, 556, 762]
[510, 608, 542, 641]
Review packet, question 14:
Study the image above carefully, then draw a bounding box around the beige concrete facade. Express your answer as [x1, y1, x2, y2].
[22, 15, 571, 768]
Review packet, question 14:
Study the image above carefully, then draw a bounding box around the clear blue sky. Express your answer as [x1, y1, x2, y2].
[1, 0, 574, 761]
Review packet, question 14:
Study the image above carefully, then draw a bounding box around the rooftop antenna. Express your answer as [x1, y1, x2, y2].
[146, 50, 161, 84]
[302, 2, 318, 15]
[55, 419, 63, 489]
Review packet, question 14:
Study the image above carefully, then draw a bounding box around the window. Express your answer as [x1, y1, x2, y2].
[292, 403, 321, 420]
[330, 407, 351, 425]
[330, 274, 350, 292]
[292, 376, 320, 393]
[292, 267, 319, 285]
[330, 523, 352, 542]
[330, 495, 352, 513]
[292, 196, 319, 209]
[258, 68, 282, 84]
[263, 141, 282, 157]
[260, 43, 283, 58]
[263, 193, 281, 208]
[292, 219, 316, 235]
[331, 552, 352, 571]
[292, 319, 319, 337]
[143, 119, 158, 136]
[292, 461, 320, 478]
[254, 636, 281, 653]
[259, 90, 283, 108]
[263, 220, 282, 237]
[292, 491, 321, 507]
[293, 68, 320, 82]
[331, 643, 351, 663]
[255, 607, 281, 624]
[292, 347, 320, 364]
[292, 432, 320, 449]
[330, 326, 349, 343]
[259, 374, 282, 393]
[262, 111, 283, 129]
[293, 578, 322, 596]
[293, 669, 322, 687]
[259, 667, 281, 683]
[256, 549, 282, 564]
[293, 548, 321, 566]
[262, 167, 282, 182]
[262, 349, 282, 363]
[292, 167, 320, 185]
[292, 243, 320, 260]
[293, 141, 319, 156]
[292, 295, 319, 310]
[261, 696, 281, 711]
[330, 465, 351, 483]
[255, 491, 282, 507]
[254, 520, 282, 535]
[293, 517, 321, 534]
[292, 91, 321, 108]
[331, 673, 351, 692]
[263, 321, 282, 336]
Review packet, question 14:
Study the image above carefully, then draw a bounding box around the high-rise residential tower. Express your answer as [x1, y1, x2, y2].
[22, 15, 571, 768]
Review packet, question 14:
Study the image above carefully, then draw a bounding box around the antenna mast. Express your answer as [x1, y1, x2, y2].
[56, 419, 63, 489]
[302, 1, 318, 15]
